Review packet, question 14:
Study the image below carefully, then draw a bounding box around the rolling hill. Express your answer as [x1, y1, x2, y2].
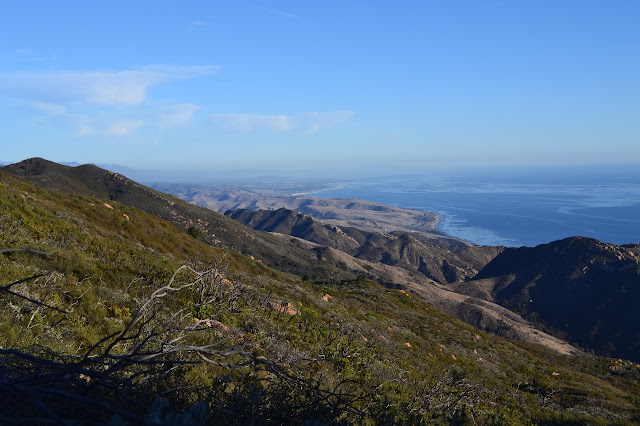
[1, 159, 536, 344]
[5, 158, 640, 363]
[3, 161, 640, 423]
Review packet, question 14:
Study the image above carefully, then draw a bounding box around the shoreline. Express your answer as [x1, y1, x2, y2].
[289, 186, 344, 196]
[154, 183, 472, 246]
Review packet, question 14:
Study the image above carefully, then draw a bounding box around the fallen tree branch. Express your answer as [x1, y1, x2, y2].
[0, 274, 67, 314]
[0, 248, 60, 257]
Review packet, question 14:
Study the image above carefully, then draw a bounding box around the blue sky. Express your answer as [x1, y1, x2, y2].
[1, 1, 639, 177]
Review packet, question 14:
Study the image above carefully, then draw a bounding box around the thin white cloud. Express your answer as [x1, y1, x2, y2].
[3, 71, 155, 107]
[190, 20, 208, 29]
[210, 111, 353, 134]
[20, 101, 203, 138]
[133, 65, 219, 78]
[30, 101, 66, 116]
[74, 125, 94, 137]
[14, 48, 57, 62]
[211, 113, 294, 133]
[1, 65, 351, 143]
[298, 111, 355, 133]
[0, 65, 219, 107]
[159, 104, 200, 129]
[0, 65, 215, 139]
[258, 6, 300, 20]
[107, 119, 144, 137]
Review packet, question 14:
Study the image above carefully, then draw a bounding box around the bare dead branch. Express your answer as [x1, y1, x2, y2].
[0, 260, 370, 423]
[0, 274, 67, 314]
[0, 248, 60, 257]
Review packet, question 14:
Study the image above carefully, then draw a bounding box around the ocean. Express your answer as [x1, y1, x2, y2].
[316, 166, 640, 247]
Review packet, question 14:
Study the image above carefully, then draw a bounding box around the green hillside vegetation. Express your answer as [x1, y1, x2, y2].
[1, 158, 367, 281]
[2, 171, 640, 424]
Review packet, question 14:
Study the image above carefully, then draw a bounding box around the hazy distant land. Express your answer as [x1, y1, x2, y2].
[152, 182, 464, 244]
[153, 164, 640, 248]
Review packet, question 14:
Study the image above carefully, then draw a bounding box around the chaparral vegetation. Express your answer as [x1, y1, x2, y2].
[2, 169, 640, 424]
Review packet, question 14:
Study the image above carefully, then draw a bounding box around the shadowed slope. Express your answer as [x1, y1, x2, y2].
[457, 236, 640, 361]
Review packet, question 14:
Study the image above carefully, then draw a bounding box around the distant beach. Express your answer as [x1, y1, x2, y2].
[316, 167, 640, 247]
[290, 186, 343, 196]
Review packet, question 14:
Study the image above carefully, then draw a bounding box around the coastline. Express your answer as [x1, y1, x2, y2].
[152, 182, 473, 246]
[307, 174, 640, 248]
[155, 173, 640, 248]
[290, 186, 344, 196]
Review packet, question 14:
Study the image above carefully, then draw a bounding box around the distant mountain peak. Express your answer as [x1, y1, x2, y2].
[4, 157, 67, 175]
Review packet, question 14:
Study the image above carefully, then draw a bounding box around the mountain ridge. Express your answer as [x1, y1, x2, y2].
[2, 158, 576, 354]
[3, 162, 640, 423]
[6, 158, 640, 362]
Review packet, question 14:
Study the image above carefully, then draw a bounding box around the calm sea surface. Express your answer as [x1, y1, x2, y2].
[316, 167, 640, 247]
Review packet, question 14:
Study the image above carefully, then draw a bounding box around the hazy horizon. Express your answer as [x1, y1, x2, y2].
[4, 157, 640, 184]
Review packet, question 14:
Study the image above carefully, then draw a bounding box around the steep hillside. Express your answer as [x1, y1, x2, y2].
[1, 158, 487, 288]
[227, 207, 501, 284]
[2, 170, 640, 424]
[1, 158, 353, 280]
[456, 236, 640, 361]
[3, 159, 587, 354]
[3, 160, 540, 344]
